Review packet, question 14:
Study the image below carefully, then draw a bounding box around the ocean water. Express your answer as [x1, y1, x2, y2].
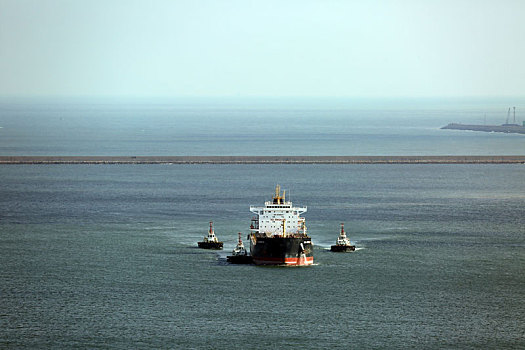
[1, 164, 524, 349]
[0, 96, 524, 156]
[1, 98, 524, 348]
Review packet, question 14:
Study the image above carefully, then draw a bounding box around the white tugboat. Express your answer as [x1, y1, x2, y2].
[249, 185, 313, 265]
[330, 222, 355, 252]
[227, 232, 253, 264]
[198, 221, 223, 249]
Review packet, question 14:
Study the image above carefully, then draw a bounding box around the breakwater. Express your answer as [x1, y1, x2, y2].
[442, 123, 525, 134]
[1, 156, 525, 164]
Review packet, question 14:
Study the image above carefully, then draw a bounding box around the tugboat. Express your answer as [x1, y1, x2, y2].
[227, 232, 253, 264]
[249, 185, 313, 266]
[330, 223, 355, 252]
[198, 221, 223, 249]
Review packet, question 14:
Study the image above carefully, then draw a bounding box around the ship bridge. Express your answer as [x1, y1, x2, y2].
[249, 185, 307, 236]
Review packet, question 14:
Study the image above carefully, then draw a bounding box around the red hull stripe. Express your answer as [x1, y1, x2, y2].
[253, 256, 314, 266]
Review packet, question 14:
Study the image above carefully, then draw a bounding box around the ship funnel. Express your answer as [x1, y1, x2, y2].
[273, 184, 284, 204]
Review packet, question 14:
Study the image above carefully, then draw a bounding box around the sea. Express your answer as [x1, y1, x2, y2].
[1, 97, 524, 349]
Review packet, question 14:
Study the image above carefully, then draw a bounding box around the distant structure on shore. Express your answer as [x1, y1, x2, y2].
[442, 107, 525, 135]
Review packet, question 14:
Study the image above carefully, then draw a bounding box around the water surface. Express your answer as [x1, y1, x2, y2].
[1, 164, 524, 349]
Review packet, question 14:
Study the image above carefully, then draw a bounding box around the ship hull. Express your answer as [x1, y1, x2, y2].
[330, 244, 355, 252]
[198, 242, 223, 249]
[226, 255, 253, 264]
[250, 236, 313, 266]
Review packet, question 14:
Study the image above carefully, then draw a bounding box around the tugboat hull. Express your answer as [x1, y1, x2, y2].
[226, 255, 253, 264]
[250, 236, 313, 266]
[330, 244, 355, 252]
[198, 241, 223, 250]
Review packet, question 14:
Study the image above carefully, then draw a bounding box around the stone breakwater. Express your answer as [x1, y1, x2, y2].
[1, 156, 525, 164]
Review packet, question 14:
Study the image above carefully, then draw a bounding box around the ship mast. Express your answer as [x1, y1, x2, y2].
[237, 232, 243, 246]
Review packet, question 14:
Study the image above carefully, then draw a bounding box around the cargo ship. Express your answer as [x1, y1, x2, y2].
[198, 221, 223, 249]
[248, 185, 313, 266]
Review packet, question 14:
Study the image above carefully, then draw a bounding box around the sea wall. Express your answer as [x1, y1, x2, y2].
[1, 156, 524, 164]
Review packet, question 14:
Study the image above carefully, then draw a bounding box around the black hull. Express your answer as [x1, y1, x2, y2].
[249, 236, 313, 265]
[330, 244, 355, 252]
[198, 242, 223, 250]
[226, 255, 253, 264]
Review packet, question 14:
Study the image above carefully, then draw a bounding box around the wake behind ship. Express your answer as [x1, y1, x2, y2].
[249, 185, 313, 266]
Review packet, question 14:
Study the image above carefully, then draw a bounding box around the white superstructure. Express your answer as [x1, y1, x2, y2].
[204, 221, 220, 243]
[335, 222, 351, 246]
[249, 185, 307, 237]
[231, 232, 247, 256]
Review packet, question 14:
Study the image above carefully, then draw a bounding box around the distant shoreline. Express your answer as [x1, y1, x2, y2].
[442, 123, 525, 134]
[1, 156, 524, 164]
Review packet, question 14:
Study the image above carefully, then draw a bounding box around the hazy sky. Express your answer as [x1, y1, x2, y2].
[1, 0, 524, 97]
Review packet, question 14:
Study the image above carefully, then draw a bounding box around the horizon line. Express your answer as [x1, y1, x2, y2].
[1, 94, 525, 100]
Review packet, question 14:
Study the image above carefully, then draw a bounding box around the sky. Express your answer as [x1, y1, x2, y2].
[0, 0, 524, 98]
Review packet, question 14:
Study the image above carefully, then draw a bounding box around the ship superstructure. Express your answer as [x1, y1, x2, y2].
[249, 185, 313, 265]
